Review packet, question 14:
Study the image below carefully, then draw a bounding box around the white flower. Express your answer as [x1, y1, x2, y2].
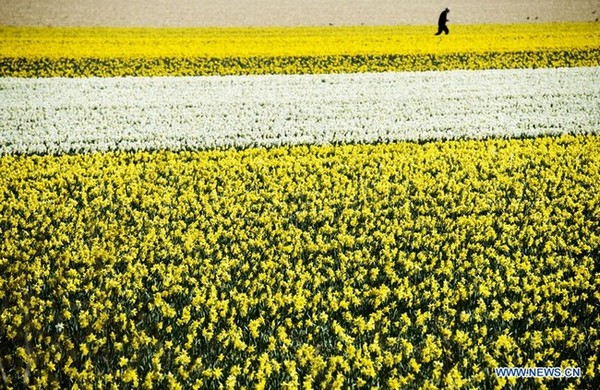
[0, 67, 598, 155]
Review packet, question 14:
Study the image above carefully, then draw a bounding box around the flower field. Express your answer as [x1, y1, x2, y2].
[2, 67, 599, 155]
[1, 23, 599, 77]
[1, 22, 600, 389]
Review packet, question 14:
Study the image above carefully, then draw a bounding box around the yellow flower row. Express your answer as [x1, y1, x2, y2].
[2, 23, 598, 58]
[2, 50, 598, 77]
[0, 23, 598, 77]
[1, 134, 599, 388]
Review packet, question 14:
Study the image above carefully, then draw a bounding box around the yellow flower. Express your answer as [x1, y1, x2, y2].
[123, 368, 139, 387]
[249, 317, 263, 339]
[409, 358, 421, 374]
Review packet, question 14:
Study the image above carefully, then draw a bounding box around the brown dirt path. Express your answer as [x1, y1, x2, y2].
[1, 0, 598, 27]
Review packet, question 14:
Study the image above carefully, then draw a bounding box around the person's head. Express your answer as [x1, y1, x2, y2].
[445, 8, 450, 13]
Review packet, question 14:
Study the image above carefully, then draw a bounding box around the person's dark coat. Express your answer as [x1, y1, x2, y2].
[438, 8, 449, 27]
[435, 8, 450, 35]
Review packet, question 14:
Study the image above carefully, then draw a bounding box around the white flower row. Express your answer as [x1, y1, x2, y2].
[1, 67, 599, 155]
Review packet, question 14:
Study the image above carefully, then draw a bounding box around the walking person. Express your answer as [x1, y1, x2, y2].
[435, 8, 450, 35]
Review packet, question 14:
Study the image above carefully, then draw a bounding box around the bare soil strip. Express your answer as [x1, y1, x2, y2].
[1, 0, 598, 27]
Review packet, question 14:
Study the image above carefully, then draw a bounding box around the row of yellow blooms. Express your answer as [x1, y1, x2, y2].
[1, 135, 599, 388]
[1, 23, 599, 77]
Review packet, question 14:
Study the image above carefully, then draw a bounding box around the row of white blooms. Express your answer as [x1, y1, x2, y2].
[1, 67, 599, 155]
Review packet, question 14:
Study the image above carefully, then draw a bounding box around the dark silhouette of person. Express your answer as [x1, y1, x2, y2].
[435, 8, 450, 35]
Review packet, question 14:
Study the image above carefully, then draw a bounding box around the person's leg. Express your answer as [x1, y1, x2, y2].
[444, 25, 449, 34]
[435, 27, 442, 35]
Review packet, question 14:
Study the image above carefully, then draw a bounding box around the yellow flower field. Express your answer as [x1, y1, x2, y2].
[1, 135, 599, 389]
[1, 23, 599, 77]
[4, 23, 599, 58]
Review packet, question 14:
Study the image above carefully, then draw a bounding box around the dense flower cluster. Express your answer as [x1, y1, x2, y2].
[0, 23, 598, 77]
[2, 67, 598, 155]
[1, 50, 599, 78]
[1, 134, 599, 388]
[4, 23, 598, 58]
